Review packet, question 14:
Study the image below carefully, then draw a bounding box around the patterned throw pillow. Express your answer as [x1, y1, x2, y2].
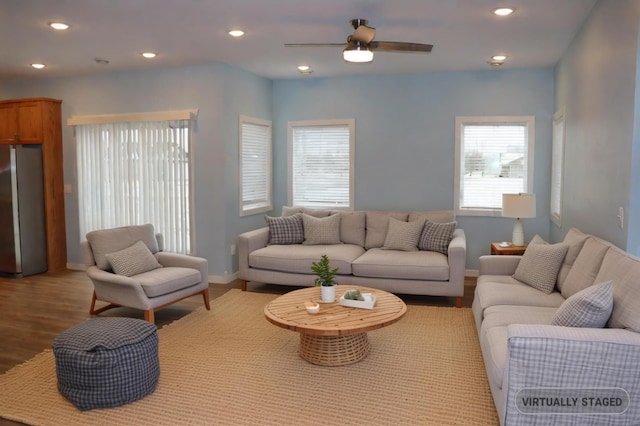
[512, 242, 568, 294]
[418, 220, 457, 254]
[552, 281, 613, 328]
[382, 217, 425, 251]
[265, 214, 304, 245]
[106, 240, 163, 277]
[302, 213, 342, 245]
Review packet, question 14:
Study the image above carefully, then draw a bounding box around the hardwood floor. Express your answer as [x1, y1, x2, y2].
[0, 270, 476, 375]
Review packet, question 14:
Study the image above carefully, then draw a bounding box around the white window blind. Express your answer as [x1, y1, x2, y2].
[288, 119, 354, 209]
[551, 110, 565, 226]
[455, 116, 535, 216]
[240, 115, 272, 216]
[70, 111, 196, 254]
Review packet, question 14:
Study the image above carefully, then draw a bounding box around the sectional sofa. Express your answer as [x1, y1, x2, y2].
[473, 228, 640, 425]
[238, 207, 466, 306]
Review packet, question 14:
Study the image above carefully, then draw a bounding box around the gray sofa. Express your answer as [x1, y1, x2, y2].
[238, 208, 466, 306]
[473, 228, 640, 425]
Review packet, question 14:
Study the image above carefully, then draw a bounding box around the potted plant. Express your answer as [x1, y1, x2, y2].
[311, 254, 339, 302]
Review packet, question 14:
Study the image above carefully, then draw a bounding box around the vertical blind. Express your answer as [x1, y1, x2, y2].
[290, 124, 351, 208]
[240, 117, 272, 215]
[459, 122, 530, 210]
[75, 119, 193, 254]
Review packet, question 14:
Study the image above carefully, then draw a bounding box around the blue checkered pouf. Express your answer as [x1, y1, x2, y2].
[52, 317, 160, 411]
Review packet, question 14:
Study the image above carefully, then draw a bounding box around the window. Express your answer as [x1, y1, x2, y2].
[550, 110, 565, 226]
[239, 115, 272, 216]
[454, 116, 535, 216]
[68, 109, 197, 254]
[288, 119, 354, 209]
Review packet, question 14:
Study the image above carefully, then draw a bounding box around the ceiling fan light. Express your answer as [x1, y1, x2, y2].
[343, 46, 373, 63]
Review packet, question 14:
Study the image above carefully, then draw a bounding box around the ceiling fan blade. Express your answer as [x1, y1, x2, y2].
[284, 43, 347, 48]
[369, 41, 433, 53]
[351, 25, 376, 43]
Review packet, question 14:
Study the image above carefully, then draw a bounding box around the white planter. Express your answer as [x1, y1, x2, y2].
[320, 285, 336, 303]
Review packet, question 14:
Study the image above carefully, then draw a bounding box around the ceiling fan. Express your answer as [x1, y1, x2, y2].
[285, 19, 433, 63]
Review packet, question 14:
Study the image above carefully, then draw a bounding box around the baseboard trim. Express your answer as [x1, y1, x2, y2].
[465, 269, 479, 278]
[209, 271, 239, 285]
[66, 263, 86, 271]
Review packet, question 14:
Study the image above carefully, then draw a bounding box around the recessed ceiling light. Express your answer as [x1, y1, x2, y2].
[493, 7, 515, 16]
[141, 52, 157, 59]
[94, 58, 110, 65]
[492, 55, 507, 61]
[31, 63, 46, 69]
[297, 65, 313, 75]
[487, 60, 504, 68]
[228, 30, 245, 37]
[49, 22, 70, 30]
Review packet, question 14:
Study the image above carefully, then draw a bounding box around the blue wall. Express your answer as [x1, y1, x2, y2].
[3, 0, 638, 277]
[552, 0, 640, 254]
[273, 69, 555, 268]
[0, 63, 273, 280]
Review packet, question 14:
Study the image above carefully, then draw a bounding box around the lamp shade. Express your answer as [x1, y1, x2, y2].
[502, 193, 536, 218]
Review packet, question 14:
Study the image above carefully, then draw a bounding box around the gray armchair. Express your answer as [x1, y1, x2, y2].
[81, 224, 210, 323]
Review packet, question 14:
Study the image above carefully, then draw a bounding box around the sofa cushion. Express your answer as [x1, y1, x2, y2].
[265, 214, 304, 245]
[561, 237, 610, 298]
[86, 224, 159, 271]
[552, 281, 613, 328]
[135, 267, 202, 298]
[607, 261, 640, 332]
[418, 220, 457, 254]
[382, 217, 425, 252]
[106, 240, 163, 277]
[475, 276, 566, 310]
[249, 244, 364, 275]
[352, 248, 449, 281]
[364, 211, 409, 249]
[281, 206, 331, 218]
[512, 242, 568, 294]
[334, 211, 366, 247]
[557, 228, 589, 292]
[479, 305, 558, 393]
[301, 213, 342, 245]
[408, 210, 456, 224]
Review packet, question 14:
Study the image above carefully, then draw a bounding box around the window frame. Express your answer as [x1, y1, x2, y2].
[239, 115, 272, 217]
[454, 115, 535, 217]
[287, 118, 355, 210]
[550, 109, 565, 227]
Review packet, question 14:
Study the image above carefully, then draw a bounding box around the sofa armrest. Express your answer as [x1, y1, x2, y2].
[503, 324, 640, 424]
[447, 229, 466, 295]
[238, 227, 270, 279]
[478, 254, 521, 276]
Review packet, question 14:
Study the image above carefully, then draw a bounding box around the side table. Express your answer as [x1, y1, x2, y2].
[491, 242, 528, 255]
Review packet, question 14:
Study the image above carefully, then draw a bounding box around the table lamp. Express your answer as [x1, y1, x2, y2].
[502, 193, 536, 246]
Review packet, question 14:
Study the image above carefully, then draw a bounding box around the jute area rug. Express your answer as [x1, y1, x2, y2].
[0, 289, 498, 425]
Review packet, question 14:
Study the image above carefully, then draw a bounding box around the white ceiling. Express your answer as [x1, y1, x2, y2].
[1, 0, 597, 81]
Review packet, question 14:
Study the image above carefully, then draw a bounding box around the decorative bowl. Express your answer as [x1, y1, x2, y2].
[305, 301, 320, 314]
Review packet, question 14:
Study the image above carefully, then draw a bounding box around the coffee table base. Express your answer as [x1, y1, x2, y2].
[299, 332, 370, 366]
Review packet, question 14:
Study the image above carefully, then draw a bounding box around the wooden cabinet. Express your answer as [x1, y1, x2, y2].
[0, 98, 66, 272]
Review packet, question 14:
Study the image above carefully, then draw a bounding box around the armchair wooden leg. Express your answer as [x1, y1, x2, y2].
[455, 297, 462, 308]
[202, 288, 211, 310]
[89, 291, 121, 315]
[144, 309, 155, 324]
[241, 280, 248, 291]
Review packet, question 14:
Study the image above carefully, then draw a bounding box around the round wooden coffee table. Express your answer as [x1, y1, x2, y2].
[264, 285, 407, 366]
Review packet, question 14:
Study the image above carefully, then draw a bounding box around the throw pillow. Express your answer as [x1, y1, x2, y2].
[106, 240, 163, 277]
[382, 217, 425, 252]
[301, 213, 342, 245]
[512, 242, 568, 294]
[418, 220, 457, 254]
[551, 281, 613, 328]
[265, 214, 304, 245]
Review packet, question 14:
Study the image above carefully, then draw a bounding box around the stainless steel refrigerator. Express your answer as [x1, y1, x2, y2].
[0, 144, 47, 277]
